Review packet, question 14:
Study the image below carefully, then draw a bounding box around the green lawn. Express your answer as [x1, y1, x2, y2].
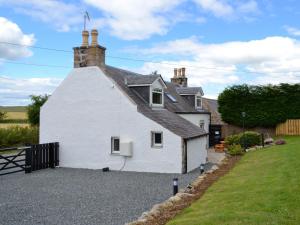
[167, 136, 300, 225]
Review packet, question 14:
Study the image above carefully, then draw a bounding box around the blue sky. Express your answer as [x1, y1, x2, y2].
[0, 0, 300, 105]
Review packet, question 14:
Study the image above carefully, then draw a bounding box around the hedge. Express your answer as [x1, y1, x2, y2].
[218, 83, 300, 127]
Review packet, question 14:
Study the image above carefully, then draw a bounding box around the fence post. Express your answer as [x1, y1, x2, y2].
[261, 133, 264, 147]
[49, 143, 55, 169]
[25, 146, 32, 174]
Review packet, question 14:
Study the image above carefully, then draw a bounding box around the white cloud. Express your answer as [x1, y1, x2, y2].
[0, 76, 62, 106]
[0, 0, 82, 32]
[84, 0, 183, 40]
[0, 17, 35, 60]
[193, 0, 259, 20]
[285, 26, 300, 37]
[129, 36, 300, 86]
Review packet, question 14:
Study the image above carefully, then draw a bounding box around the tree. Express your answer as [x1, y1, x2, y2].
[27, 95, 49, 126]
[0, 111, 7, 121]
[218, 83, 300, 128]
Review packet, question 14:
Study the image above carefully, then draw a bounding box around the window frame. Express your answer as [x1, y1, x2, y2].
[151, 131, 163, 148]
[111, 136, 120, 154]
[195, 95, 202, 109]
[199, 120, 205, 130]
[151, 88, 163, 107]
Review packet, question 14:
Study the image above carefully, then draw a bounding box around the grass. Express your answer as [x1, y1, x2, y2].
[0, 106, 27, 112]
[0, 123, 29, 128]
[167, 136, 300, 225]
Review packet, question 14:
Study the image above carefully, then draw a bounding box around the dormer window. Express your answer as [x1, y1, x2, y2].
[151, 88, 163, 107]
[196, 95, 202, 109]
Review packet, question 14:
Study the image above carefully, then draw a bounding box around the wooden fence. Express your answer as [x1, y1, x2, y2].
[276, 119, 300, 136]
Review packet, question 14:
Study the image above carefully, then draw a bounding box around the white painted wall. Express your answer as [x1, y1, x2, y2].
[186, 137, 207, 172]
[40, 66, 182, 173]
[178, 113, 210, 133]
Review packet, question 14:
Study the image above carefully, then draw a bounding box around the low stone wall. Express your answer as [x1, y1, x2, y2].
[126, 156, 240, 225]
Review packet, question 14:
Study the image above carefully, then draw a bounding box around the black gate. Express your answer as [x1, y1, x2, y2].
[0, 142, 59, 176]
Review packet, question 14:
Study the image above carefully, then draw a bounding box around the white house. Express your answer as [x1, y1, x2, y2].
[40, 30, 210, 174]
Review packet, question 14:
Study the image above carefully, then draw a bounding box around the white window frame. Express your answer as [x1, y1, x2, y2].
[111, 136, 120, 154]
[195, 95, 202, 109]
[150, 88, 164, 107]
[151, 131, 163, 148]
[199, 120, 205, 129]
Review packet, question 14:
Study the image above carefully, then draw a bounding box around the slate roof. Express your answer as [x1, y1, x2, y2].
[104, 65, 209, 139]
[126, 74, 161, 86]
[202, 98, 225, 125]
[176, 87, 204, 95]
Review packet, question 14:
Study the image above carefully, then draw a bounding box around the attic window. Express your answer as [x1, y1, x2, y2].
[196, 96, 202, 109]
[166, 93, 177, 102]
[152, 88, 163, 106]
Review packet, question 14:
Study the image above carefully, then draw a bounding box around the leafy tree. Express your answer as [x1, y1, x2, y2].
[218, 84, 300, 127]
[0, 111, 7, 121]
[27, 95, 49, 126]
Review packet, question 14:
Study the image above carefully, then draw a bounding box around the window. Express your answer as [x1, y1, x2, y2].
[151, 131, 163, 147]
[111, 137, 120, 153]
[166, 93, 177, 102]
[199, 120, 205, 130]
[152, 88, 163, 105]
[196, 96, 202, 108]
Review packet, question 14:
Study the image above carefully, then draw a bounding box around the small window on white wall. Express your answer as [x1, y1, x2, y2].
[199, 120, 205, 130]
[111, 137, 120, 153]
[151, 131, 163, 148]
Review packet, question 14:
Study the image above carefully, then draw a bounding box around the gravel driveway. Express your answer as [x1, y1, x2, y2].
[0, 168, 203, 225]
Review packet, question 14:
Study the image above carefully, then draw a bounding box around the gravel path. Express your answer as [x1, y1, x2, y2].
[0, 167, 206, 225]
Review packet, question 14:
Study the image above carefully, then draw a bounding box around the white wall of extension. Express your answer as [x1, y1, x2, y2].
[178, 113, 210, 133]
[40, 66, 183, 173]
[186, 136, 207, 172]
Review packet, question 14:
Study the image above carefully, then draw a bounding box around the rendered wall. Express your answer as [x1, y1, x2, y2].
[178, 114, 210, 133]
[186, 137, 207, 172]
[40, 66, 182, 173]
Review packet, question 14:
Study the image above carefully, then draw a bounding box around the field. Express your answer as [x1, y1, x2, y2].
[167, 136, 300, 225]
[0, 106, 28, 128]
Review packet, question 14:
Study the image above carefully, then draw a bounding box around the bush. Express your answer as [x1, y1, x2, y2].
[225, 131, 261, 148]
[27, 94, 49, 126]
[218, 83, 300, 127]
[227, 144, 244, 156]
[0, 126, 39, 148]
[0, 111, 7, 121]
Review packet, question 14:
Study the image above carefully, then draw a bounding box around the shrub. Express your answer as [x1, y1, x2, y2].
[0, 126, 39, 148]
[0, 111, 7, 121]
[225, 131, 261, 148]
[27, 94, 49, 126]
[239, 131, 262, 148]
[227, 144, 244, 156]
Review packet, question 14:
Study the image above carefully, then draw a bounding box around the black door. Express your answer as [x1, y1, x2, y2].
[209, 125, 222, 147]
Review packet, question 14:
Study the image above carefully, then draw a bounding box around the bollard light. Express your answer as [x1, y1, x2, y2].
[200, 164, 205, 174]
[173, 178, 178, 195]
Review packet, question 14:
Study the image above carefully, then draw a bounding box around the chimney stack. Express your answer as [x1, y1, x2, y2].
[170, 67, 188, 87]
[81, 30, 89, 47]
[91, 29, 98, 47]
[74, 29, 106, 68]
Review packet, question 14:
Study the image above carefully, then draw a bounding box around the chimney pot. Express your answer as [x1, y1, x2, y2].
[178, 68, 182, 77]
[91, 29, 98, 47]
[174, 68, 178, 77]
[181, 67, 186, 77]
[82, 30, 89, 47]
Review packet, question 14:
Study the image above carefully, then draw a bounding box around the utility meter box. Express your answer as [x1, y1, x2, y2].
[120, 142, 133, 157]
